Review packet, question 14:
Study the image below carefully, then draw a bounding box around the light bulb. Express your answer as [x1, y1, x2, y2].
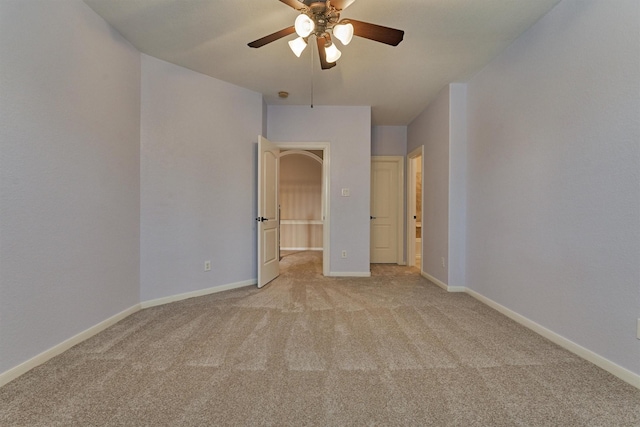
[324, 43, 341, 63]
[294, 14, 315, 38]
[288, 36, 307, 57]
[333, 22, 354, 45]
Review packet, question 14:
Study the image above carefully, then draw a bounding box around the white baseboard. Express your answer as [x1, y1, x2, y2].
[422, 271, 447, 290]
[1, 279, 257, 387]
[421, 271, 465, 292]
[419, 273, 640, 389]
[0, 304, 140, 388]
[327, 271, 371, 277]
[5, 277, 637, 391]
[465, 288, 640, 390]
[140, 279, 256, 309]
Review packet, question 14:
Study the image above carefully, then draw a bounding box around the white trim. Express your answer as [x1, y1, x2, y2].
[323, 145, 330, 277]
[281, 247, 323, 251]
[422, 271, 447, 290]
[465, 288, 640, 389]
[397, 158, 404, 265]
[280, 220, 323, 225]
[371, 156, 404, 265]
[327, 271, 371, 277]
[421, 271, 465, 292]
[421, 274, 640, 388]
[277, 143, 330, 277]
[0, 304, 140, 388]
[1, 278, 258, 386]
[4, 278, 637, 391]
[279, 150, 322, 164]
[140, 279, 256, 309]
[407, 147, 423, 269]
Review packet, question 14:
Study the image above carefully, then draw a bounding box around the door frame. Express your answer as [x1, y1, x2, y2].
[371, 156, 405, 265]
[277, 142, 330, 277]
[407, 147, 423, 270]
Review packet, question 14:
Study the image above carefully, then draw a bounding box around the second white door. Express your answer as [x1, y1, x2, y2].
[370, 157, 402, 263]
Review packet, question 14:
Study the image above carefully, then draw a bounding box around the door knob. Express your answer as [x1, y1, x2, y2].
[370, 216, 376, 219]
[255, 217, 269, 222]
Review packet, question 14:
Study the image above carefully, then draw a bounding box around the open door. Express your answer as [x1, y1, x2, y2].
[257, 136, 280, 287]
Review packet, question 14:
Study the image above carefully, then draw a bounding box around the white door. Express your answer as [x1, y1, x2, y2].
[257, 136, 280, 287]
[370, 158, 400, 263]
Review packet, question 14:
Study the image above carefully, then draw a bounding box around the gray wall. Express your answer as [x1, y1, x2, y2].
[448, 84, 467, 289]
[0, 0, 141, 373]
[466, 0, 640, 374]
[408, 86, 451, 284]
[371, 126, 407, 156]
[140, 55, 263, 302]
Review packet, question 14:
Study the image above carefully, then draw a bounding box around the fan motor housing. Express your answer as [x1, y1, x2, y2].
[312, 3, 328, 14]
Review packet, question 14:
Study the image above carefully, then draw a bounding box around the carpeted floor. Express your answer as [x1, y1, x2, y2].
[1, 251, 639, 426]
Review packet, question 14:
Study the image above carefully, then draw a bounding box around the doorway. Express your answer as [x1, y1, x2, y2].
[279, 149, 323, 260]
[277, 143, 330, 277]
[407, 147, 423, 269]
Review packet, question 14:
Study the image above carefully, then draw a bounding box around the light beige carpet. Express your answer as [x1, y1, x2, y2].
[1, 251, 639, 426]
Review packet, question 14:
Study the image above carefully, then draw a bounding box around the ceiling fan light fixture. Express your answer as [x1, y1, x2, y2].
[333, 22, 354, 45]
[294, 14, 315, 38]
[247, 1, 405, 71]
[324, 42, 341, 63]
[288, 36, 307, 57]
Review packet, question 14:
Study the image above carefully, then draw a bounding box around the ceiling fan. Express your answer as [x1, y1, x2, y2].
[248, 0, 404, 70]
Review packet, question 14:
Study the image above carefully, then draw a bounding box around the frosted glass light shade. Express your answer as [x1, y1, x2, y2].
[333, 22, 354, 45]
[294, 14, 315, 37]
[324, 43, 341, 63]
[288, 36, 307, 57]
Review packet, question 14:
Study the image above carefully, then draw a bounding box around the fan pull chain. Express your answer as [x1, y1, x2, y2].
[310, 36, 314, 108]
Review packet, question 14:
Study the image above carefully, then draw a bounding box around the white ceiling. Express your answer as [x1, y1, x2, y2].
[84, 0, 561, 126]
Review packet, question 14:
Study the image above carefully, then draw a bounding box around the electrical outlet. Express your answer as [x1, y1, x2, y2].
[441, 257, 445, 268]
[341, 188, 350, 197]
[204, 261, 211, 272]
[341, 250, 347, 258]
[637, 318, 640, 340]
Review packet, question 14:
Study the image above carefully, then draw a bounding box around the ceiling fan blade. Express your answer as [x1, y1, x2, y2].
[348, 19, 404, 46]
[279, 0, 305, 10]
[316, 36, 337, 70]
[330, 0, 357, 11]
[248, 26, 296, 48]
